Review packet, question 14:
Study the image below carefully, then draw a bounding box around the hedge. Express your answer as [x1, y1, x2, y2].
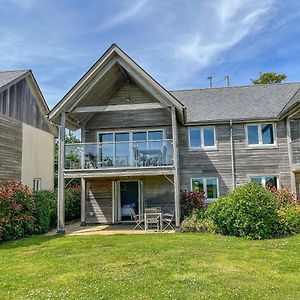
[0, 181, 81, 242]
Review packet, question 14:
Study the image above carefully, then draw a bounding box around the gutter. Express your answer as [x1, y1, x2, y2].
[230, 120, 236, 190]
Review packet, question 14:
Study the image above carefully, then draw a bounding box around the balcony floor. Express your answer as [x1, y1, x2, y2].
[64, 165, 175, 178]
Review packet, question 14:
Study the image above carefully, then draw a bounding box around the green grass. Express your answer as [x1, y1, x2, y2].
[1, 233, 300, 300]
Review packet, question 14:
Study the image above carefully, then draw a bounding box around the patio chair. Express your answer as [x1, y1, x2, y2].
[145, 208, 160, 231]
[130, 208, 144, 230]
[162, 212, 175, 231]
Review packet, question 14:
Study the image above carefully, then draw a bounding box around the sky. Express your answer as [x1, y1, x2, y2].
[1, 0, 300, 108]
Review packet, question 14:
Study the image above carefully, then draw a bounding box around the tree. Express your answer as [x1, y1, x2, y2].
[251, 72, 287, 84]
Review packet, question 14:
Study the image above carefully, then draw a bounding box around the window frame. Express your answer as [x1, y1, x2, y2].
[188, 126, 217, 150]
[33, 178, 41, 192]
[190, 177, 219, 201]
[97, 128, 166, 166]
[245, 122, 277, 148]
[248, 175, 279, 189]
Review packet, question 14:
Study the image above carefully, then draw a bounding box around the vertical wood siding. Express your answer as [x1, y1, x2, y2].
[0, 114, 22, 181]
[0, 78, 51, 133]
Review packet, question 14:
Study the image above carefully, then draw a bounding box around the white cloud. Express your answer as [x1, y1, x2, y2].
[100, 0, 149, 31]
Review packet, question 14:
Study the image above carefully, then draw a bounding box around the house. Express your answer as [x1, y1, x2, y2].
[0, 70, 56, 190]
[48, 44, 300, 233]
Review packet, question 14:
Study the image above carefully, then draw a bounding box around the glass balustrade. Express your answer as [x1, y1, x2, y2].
[64, 140, 174, 170]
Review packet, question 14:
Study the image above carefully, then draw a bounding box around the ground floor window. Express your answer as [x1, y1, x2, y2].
[250, 176, 278, 189]
[33, 178, 41, 191]
[191, 177, 219, 200]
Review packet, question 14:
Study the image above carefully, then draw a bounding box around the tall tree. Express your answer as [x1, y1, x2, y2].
[251, 72, 287, 84]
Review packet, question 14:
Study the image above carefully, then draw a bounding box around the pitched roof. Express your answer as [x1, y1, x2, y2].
[0, 70, 29, 90]
[171, 83, 300, 123]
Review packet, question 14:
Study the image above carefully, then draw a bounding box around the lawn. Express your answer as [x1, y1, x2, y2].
[0, 233, 300, 300]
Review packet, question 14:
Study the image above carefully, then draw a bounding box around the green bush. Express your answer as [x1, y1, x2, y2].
[0, 181, 35, 242]
[278, 205, 300, 234]
[65, 187, 80, 222]
[34, 187, 80, 234]
[207, 183, 280, 239]
[34, 190, 57, 234]
[181, 210, 217, 233]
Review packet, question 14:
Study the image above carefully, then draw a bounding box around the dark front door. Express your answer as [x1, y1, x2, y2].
[120, 181, 139, 221]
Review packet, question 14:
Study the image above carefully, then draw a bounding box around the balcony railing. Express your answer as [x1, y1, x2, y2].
[291, 138, 300, 165]
[65, 139, 174, 170]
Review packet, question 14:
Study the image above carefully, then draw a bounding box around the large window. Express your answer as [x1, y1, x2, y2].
[188, 126, 216, 149]
[191, 177, 218, 200]
[250, 176, 278, 188]
[246, 123, 275, 146]
[98, 129, 164, 167]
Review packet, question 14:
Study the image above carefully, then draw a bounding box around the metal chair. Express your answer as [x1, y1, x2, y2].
[162, 212, 175, 231]
[130, 208, 144, 230]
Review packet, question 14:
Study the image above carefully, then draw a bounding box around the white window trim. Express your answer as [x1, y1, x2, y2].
[188, 126, 217, 150]
[248, 175, 279, 189]
[245, 122, 277, 148]
[190, 177, 219, 201]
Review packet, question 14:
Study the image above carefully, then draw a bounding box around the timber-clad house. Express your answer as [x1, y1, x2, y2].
[49, 44, 300, 232]
[0, 70, 56, 190]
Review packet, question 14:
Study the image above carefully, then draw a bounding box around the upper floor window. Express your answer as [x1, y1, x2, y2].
[250, 176, 278, 189]
[188, 126, 216, 149]
[246, 123, 275, 146]
[191, 177, 219, 200]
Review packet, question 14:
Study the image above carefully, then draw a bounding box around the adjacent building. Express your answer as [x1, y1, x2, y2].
[0, 70, 56, 190]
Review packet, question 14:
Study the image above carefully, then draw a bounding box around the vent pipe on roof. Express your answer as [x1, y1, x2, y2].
[207, 76, 212, 88]
[224, 75, 230, 87]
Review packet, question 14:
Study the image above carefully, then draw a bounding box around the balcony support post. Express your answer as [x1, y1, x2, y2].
[57, 111, 66, 234]
[171, 105, 181, 228]
[287, 117, 296, 194]
[81, 126, 86, 226]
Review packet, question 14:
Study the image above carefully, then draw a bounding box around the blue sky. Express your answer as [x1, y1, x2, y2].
[1, 0, 300, 108]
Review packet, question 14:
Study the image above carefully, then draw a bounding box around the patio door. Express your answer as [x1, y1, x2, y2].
[112, 180, 144, 223]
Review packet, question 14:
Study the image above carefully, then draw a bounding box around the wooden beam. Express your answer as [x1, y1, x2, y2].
[171, 105, 181, 228]
[64, 167, 175, 179]
[71, 103, 164, 113]
[57, 111, 66, 234]
[286, 117, 296, 194]
[117, 63, 131, 83]
[80, 127, 86, 226]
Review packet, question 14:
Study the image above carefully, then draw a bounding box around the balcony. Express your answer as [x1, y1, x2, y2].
[65, 139, 174, 171]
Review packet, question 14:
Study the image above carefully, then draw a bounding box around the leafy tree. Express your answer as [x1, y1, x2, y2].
[251, 72, 287, 84]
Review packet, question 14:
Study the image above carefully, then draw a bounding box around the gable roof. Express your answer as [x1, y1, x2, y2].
[0, 70, 29, 91]
[0, 69, 57, 135]
[49, 44, 184, 128]
[171, 83, 300, 123]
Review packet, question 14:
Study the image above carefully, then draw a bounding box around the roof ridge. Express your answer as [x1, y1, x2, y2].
[170, 81, 300, 92]
[0, 69, 30, 73]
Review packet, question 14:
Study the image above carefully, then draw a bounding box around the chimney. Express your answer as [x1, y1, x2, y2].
[207, 76, 212, 88]
[224, 75, 230, 87]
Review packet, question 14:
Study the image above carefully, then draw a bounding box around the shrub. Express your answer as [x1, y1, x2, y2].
[267, 186, 298, 207]
[65, 186, 80, 222]
[181, 191, 207, 218]
[207, 183, 280, 239]
[34, 190, 57, 234]
[278, 205, 300, 234]
[181, 211, 217, 233]
[34, 187, 80, 234]
[0, 181, 35, 242]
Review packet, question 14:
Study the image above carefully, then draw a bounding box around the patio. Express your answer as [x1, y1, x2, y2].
[46, 221, 175, 236]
